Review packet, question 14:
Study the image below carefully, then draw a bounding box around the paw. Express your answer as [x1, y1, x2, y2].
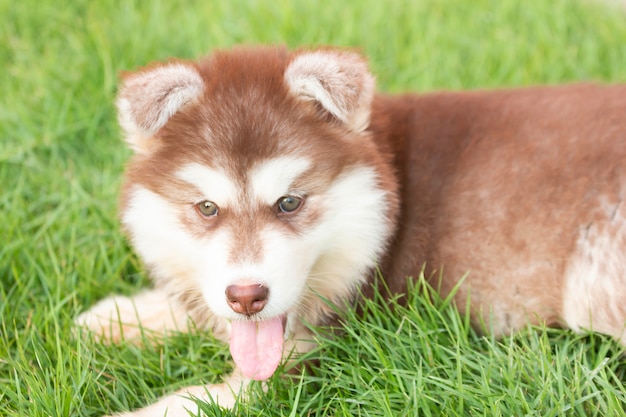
[106, 382, 245, 417]
[75, 289, 190, 344]
[75, 294, 145, 343]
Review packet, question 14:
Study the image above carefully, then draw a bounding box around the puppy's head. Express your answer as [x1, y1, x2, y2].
[116, 46, 398, 379]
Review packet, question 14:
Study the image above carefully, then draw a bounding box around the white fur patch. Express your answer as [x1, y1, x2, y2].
[563, 200, 626, 340]
[176, 163, 238, 207]
[249, 157, 311, 205]
[201, 253, 309, 322]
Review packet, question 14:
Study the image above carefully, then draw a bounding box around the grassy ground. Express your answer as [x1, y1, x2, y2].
[2, 0, 626, 416]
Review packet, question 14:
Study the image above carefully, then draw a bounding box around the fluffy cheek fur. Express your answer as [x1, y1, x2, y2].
[121, 186, 211, 301]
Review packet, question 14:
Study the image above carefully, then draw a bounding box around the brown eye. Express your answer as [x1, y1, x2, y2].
[196, 200, 219, 217]
[277, 195, 303, 213]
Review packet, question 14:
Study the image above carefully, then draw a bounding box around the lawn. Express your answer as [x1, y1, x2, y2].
[2, 0, 626, 416]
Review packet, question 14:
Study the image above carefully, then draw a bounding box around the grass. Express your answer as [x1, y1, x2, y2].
[2, 0, 626, 415]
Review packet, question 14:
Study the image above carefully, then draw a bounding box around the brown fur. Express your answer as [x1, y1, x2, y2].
[372, 84, 626, 334]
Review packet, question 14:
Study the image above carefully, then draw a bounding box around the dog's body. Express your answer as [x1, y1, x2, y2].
[78, 46, 626, 416]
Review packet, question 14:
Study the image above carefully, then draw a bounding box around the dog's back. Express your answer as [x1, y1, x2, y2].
[374, 84, 626, 337]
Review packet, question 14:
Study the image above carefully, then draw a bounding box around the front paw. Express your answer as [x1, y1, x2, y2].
[75, 294, 145, 343]
[75, 289, 191, 344]
[105, 381, 246, 417]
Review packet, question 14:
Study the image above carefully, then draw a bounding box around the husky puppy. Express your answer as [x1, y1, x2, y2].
[77, 46, 626, 417]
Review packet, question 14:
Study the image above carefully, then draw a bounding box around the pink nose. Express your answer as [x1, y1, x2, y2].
[226, 284, 269, 316]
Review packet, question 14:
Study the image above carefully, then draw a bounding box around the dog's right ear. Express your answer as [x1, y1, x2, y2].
[116, 63, 204, 154]
[285, 49, 375, 133]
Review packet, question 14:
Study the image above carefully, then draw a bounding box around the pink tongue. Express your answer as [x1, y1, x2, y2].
[229, 317, 284, 380]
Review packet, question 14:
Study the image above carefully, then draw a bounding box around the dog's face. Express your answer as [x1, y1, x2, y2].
[115, 47, 398, 379]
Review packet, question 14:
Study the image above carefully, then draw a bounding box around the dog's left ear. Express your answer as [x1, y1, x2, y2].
[285, 49, 375, 133]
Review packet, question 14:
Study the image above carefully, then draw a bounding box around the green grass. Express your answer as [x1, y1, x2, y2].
[2, 0, 626, 415]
